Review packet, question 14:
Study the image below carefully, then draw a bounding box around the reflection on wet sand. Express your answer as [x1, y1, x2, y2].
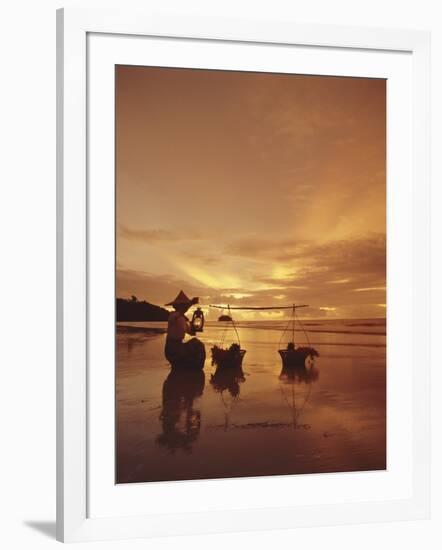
[210, 365, 246, 430]
[157, 368, 205, 453]
[211, 364, 246, 397]
[279, 363, 319, 431]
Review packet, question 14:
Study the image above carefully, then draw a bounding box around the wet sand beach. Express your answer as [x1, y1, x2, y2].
[116, 319, 386, 484]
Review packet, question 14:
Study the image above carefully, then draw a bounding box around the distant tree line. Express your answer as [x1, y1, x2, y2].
[116, 296, 169, 321]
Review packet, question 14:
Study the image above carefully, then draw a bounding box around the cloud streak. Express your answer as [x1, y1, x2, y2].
[116, 233, 385, 319]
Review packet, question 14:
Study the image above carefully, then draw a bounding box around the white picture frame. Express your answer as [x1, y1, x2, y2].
[56, 7, 431, 543]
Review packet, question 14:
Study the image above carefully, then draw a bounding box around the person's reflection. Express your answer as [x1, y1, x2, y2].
[156, 368, 205, 453]
[279, 363, 319, 430]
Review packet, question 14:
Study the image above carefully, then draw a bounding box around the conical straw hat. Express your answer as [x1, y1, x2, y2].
[165, 290, 199, 306]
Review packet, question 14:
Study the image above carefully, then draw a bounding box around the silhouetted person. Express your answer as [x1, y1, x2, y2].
[164, 291, 206, 369]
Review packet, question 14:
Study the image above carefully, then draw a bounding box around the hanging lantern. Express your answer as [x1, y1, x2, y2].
[191, 307, 205, 333]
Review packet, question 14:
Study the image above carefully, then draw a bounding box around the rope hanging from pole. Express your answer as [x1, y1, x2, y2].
[210, 302, 311, 351]
[295, 310, 311, 346]
[292, 305, 295, 344]
[218, 305, 241, 348]
[220, 306, 227, 348]
[228, 305, 241, 348]
[278, 314, 293, 349]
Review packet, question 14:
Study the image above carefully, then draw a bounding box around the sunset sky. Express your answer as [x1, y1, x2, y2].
[116, 65, 386, 320]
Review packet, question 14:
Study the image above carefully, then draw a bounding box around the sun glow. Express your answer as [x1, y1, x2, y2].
[221, 292, 253, 300]
[179, 264, 242, 290]
[271, 264, 294, 281]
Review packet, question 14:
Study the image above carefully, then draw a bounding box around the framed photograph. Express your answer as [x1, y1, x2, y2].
[57, 7, 431, 543]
